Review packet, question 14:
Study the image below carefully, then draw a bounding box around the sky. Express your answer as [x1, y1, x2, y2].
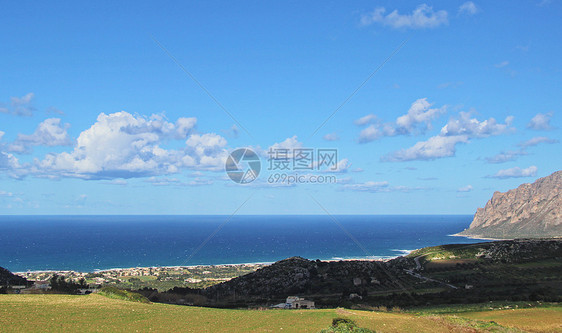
[0, 0, 560, 215]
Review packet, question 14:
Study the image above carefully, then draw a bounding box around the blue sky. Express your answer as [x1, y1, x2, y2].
[0, 0, 560, 215]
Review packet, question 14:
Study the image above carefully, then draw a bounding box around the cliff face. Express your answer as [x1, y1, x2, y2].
[459, 170, 562, 239]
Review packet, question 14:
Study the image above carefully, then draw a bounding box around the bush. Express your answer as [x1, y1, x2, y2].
[332, 318, 357, 327]
[318, 318, 375, 333]
[98, 286, 150, 303]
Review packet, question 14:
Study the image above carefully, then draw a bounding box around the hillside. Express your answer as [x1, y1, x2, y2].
[458, 170, 562, 239]
[0, 266, 28, 286]
[140, 239, 562, 309]
[1, 294, 560, 332]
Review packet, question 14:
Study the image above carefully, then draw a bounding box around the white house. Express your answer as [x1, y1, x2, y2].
[284, 296, 315, 309]
[33, 281, 51, 290]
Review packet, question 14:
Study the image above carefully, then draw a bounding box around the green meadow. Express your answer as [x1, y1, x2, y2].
[1, 294, 560, 332]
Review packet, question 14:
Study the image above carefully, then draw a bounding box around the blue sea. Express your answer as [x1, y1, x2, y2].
[0, 215, 484, 272]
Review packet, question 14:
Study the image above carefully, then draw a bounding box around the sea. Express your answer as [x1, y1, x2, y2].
[0, 215, 485, 272]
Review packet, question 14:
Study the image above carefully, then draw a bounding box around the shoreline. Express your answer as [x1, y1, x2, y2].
[14, 255, 406, 275]
[449, 233, 510, 241]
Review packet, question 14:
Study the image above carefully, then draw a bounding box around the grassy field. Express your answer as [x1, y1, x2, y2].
[0, 294, 560, 332]
[461, 307, 562, 332]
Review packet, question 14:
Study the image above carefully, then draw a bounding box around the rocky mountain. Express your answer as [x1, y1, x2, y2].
[459, 170, 562, 239]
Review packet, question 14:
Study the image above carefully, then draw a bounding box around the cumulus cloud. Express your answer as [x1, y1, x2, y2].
[440, 112, 514, 138]
[358, 98, 446, 143]
[518, 136, 558, 148]
[8, 118, 71, 153]
[323, 158, 351, 173]
[385, 112, 514, 162]
[489, 166, 538, 179]
[395, 98, 446, 133]
[33, 111, 226, 179]
[527, 112, 554, 130]
[322, 132, 340, 141]
[459, 1, 479, 15]
[267, 135, 304, 159]
[457, 185, 473, 192]
[0, 93, 36, 116]
[0, 132, 21, 172]
[361, 4, 448, 29]
[383, 135, 468, 162]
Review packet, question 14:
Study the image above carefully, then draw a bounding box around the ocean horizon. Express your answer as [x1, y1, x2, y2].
[0, 215, 485, 272]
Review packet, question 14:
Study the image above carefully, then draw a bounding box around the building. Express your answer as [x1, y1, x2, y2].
[285, 296, 315, 309]
[33, 281, 51, 290]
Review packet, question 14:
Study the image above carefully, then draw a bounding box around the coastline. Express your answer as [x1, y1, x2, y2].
[449, 232, 510, 241]
[14, 255, 406, 275]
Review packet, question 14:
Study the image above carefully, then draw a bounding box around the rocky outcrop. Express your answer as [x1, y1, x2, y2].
[459, 170, 562, 239]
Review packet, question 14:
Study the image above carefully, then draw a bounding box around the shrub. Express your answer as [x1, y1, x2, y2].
[332, 318, 356, 327]
[98, 286, 150, 303]
[318, 318, 375, 333]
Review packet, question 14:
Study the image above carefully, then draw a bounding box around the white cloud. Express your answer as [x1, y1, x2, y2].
[395, 98, 446, 134]
[323, 158, 351, 173]
[0, 93, 35, 116]
[485, 150, 527, 164]
[459, 2, 479, 15]
[518, 136, 558, 148]
[485, 135, 558, 164]
[457, 185, 473, 192]
[268, 135, 304, 159]
[0, 144, 20, 171]
[489, 166, 538, 179]
[322, 132, 340, 141]
[358, 98, 446, 143]
[361, 4, 448, 30]
[8, 118, 71, 153]
[385, 111, 514, 162]
[358, 124, 384, 143]
[383, 135, 468, 161]
[440, 112, 514, 138]
[527, 112, 554, 130]
[33, 111, 226, 179]
[354, 114, 377, 126]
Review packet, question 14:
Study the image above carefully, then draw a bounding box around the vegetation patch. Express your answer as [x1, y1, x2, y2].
[98, 286, 150, 303]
